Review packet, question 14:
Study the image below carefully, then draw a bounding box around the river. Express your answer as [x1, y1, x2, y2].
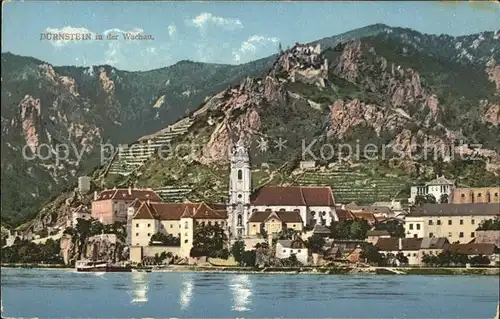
[1, 268, 498, 318]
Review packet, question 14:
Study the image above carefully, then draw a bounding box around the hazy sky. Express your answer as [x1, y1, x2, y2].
[2, 1, 499, 71]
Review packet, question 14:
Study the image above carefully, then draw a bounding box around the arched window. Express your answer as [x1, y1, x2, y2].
[237, 214, 243, 226]
[237, 169, 242, 180]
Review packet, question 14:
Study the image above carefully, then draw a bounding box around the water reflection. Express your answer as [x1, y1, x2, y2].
[180, 273, 194, 310]
[229, 274, 252, 312]
[129, 271, 149, 303]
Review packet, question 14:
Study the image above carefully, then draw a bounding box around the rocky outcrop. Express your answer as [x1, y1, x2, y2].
[484, 104, 500, 126]
[19, 95, 41, 153]
[60, 234, 75, 265]
[486, 58, 500, 94]
[99, 69, 115, 94]
[334, 41, 362, 82]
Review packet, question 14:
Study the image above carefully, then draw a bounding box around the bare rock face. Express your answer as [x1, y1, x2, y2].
[18, 95, 41, 153]
[60, 234, 75, 265]
[486, 58, 500, 94]
[329, 99, 406, 138]
[99, 69, 115, 94]
[483, 104, 500, 126]
[334, 41, 362, 82]
[85, 234, 124, 262]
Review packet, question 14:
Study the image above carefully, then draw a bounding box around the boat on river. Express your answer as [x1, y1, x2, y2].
[75, 260, 131, 272]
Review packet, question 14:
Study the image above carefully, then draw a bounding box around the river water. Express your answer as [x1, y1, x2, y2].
[1, 268, 498, 318]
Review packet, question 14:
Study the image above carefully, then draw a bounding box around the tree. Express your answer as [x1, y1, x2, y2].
[281, 253, 302, 267]
[360, 243, 384, 266]
[424, 194, 437, 204]
[306, 235, 326, 254]
[231, 240, 246, 265]
[476, 219, 500, 231]
[374, 219, 405, 238]
[414, 195, 426, 206]
[395, 252, 409, 265]
[191, 224, 228, 258]
[470, 255, 490, 265]
[439, 194, 449, 204]
[149, 232, 180, 246]
[349, 220, 371, 240]
[276, 228, 297, 240]
[241, 250, 256, 267]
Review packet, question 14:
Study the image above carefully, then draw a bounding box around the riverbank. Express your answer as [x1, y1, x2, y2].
[2, 264, 498, 276]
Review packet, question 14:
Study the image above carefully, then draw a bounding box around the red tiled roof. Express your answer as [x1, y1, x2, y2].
[95, 188, 161, 202]
[248, 210, 303, 223]
[353, 212, 378, 224]
[250, 186, 335, 206]
[132, 202, 227, 221]
[132, 202, 156, 220]
[448, 243, 497, 255]
[336, 209, 355, 222]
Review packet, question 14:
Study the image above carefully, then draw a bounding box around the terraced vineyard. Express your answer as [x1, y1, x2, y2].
[294, 166, 411, 204]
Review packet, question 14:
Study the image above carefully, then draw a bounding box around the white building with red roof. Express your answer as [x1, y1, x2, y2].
[227, 143, 338, 239]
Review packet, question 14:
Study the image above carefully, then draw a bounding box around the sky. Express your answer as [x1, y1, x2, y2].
[2, 1, 499, 71]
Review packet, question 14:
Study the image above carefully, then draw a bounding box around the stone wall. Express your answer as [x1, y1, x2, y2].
[130, 246, 181, 264]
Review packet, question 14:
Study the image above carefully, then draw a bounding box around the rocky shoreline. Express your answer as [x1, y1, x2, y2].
[2, 264, 499, 276]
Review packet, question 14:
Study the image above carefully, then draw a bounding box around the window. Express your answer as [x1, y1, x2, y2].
[461, 194, 465, 198]
[413, 234, 418, 238]
[147, 223, 150, 227]
[293, 224, 296, 228]
[170, 224, 173, 228]
[409, 224, 414, 230]
[471, 232, 475, 238]
[147, 233, 151, 236]
[178, 233, 180, 237]
[459, 232, 464, 238]
[221, 222, 225, 227]
[478, 193, 482, 197]
[184, 221, 188, 229]
[215, 222, 219, 226]
[253, 224, 256, 227]
[179, 224, 181, 228]
[283, 250, 286, 253]
[136, 223, 139, 227]
[437, 220, 441, 225]
[238, 194, 242, 199]
[413, 253, 417, 257]
[460, 219, 463, 225]
[208, 221, 212, 226]
[448, 232, 452, 237]
[448, 220, 452, 225]
[429, 232, 434, 237]
[237, 169, 242, 180]
[298, 250, 301, 253]
[429, 220, 433, 225]
[471, 219, 475, 225]
[135, 233, 139, 236]
[416, 224, 420, 230]
[185, 240, 188, 244]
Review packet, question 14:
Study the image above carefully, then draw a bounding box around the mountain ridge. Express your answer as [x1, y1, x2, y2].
[1, 24, 499, 229]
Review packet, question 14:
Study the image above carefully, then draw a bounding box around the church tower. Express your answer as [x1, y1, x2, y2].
[227, 140, 252, 239]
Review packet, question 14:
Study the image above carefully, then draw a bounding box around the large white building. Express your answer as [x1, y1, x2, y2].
[226, 142, 338, 239]
[409, 175, 455, 204]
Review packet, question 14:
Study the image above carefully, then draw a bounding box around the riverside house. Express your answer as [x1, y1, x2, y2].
[128, 201, 227, 263]
[404, 203, 499, 244]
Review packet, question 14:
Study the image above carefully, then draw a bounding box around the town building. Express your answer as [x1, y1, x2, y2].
[418, 237, 450, 262]
[366, 230, 391, 245]
[128, 201, 227, 262]
[226, 142, 338, 239]
[375, 237, 423, 265]
[404, 203, 499, 243]
[275, 235, 309, 265]
[448, 243, 499, 266]
[409, 175, 455, 204]
[91, 187, 162, 224]
[323, 239, 364, 263]
[247, 210, 303, 236]
[450, 187, 500, 204]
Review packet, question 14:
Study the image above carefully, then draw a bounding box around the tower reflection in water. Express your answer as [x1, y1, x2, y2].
[129, 271, 149, 304]
[180, 273, 194, 310]
[229, 274, 252, 312]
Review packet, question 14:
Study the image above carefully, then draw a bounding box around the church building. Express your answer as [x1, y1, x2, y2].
[226, 142, 338, 239]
